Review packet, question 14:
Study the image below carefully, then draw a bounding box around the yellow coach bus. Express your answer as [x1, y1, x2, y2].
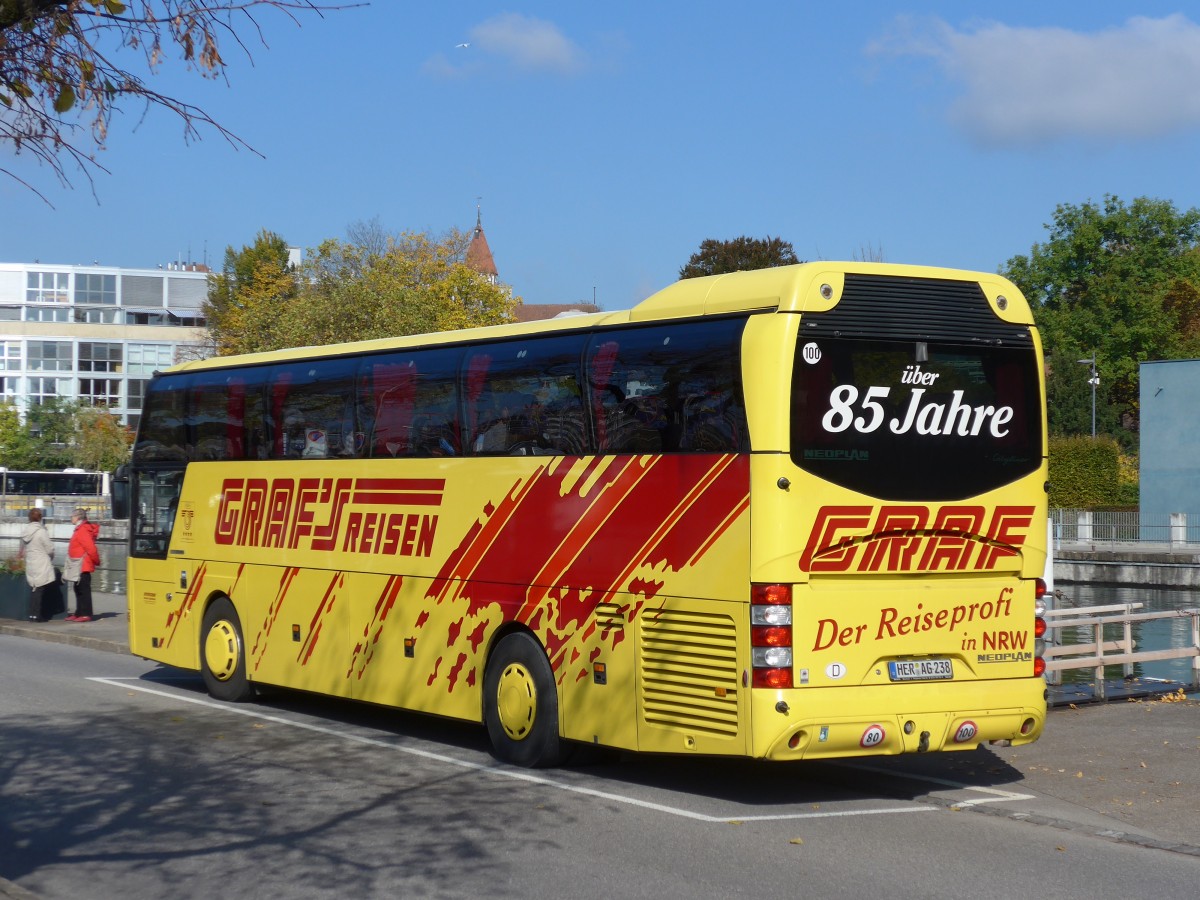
[125, 262, 1049, 767]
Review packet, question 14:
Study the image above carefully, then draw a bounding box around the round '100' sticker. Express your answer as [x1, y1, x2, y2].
[954, 721, 978, 743]
[802, 342, 822, 364]
[860, 724, 886, 748]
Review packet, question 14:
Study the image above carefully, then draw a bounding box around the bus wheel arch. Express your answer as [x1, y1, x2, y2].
[482, 628, 568, 768]
[200, 595, 255, 702]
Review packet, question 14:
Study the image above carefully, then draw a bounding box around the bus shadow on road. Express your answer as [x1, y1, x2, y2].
[560, 749, 1029, 809]
[135, 665, 1030, 809]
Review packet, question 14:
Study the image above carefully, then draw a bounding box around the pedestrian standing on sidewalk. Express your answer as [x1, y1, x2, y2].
[19, 508, 56, 622]
[65, 508, 101, 623]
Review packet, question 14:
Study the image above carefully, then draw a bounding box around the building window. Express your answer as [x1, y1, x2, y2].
[76, 273, 117, 305]
[79, 342, 123, 373]
[74, 307, 123, 324]
[25, 306, 71, 323]
[127, 378, 149, 410]
[127, 343, 173, 375]
[28, 376, 70, 405]
[127, 311, 170, 325]
[1, 375, 18, 399]
[1, 341, 19, 370]
[79, 377, 122, 407]
[0, 307, 20, 322]
[27, 341, 72, 371]
[26, 271, 70, 304]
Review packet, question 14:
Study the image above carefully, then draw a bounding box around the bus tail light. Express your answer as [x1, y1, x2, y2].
[1033, 577, 1048, 677]
[751, 584, 793, 689]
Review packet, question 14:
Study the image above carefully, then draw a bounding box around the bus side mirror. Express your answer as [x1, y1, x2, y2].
[111, 465, 130, 520]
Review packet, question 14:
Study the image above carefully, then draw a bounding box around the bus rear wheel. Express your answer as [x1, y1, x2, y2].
[200, 597, 254, 702]
[483, 632, 567, 768]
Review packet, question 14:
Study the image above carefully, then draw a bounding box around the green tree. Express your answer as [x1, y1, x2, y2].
[0, 400, 29, 465]
[1002, 196, 1200, 435]
[204, 229, 299, 355]
[11, 400, 77, 472]
[1, 1, 343, 198]
[1045, 352, 1127, 446]
[679, 235, 800, 279]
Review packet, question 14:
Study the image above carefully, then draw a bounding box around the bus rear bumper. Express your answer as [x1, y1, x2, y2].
[751, 678, 1047, 761]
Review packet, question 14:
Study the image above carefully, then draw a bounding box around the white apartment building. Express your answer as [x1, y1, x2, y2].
[0, 261, 211, 430]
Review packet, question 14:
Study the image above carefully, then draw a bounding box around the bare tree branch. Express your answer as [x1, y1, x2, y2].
[0, 1, 359, 201]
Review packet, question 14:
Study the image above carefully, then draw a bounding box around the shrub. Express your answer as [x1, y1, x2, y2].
[0, 557, 26, 576]
[1048, 435, 1134, 507]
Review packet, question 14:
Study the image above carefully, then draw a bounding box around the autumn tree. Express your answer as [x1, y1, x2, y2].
[74, 406, 133, 471]
[296, 229, 518, 347]
[205, 226, 520, 355]
[203, 229, 299, 355]
[0, 1, 347, 198]
[1002, 196, 1200, 436]
[679, 235, 800, 279]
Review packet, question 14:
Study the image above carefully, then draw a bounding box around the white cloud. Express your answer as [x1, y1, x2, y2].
[869, 14, 1200, 146]
[422, 14, 586, 79]
[471, 13, 585, 74]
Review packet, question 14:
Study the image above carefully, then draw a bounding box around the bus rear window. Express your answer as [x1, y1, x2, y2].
[791, 337, 1042, 501]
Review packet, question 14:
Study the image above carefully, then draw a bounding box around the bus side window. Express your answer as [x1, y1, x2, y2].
[466, 334, 587, 457]
[410, 347, 462, 457]
[270, 358, 360, 459]
[189, 372, 243, 461]
[134, 375, 188, 463]
[364, 359, 417, 458]
[588, 318, 748, 454]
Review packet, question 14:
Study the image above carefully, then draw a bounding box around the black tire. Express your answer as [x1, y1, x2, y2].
[483, 632, 567, 767]
[200, 597, 255, 702]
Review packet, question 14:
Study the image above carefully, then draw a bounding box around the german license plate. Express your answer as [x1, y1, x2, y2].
[888, 659, 953, 682]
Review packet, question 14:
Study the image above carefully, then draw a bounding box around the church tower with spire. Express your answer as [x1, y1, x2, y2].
[466, 203, 499, 285]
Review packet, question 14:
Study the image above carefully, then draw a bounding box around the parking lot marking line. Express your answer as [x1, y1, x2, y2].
[838, 761, 1036, 803]
[91, 676, 943, 824]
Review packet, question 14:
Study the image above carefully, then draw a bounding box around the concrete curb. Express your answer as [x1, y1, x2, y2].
[0, 620, 127, 655]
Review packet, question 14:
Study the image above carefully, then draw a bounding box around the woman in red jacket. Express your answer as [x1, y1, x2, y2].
[66, 508, 101, 622]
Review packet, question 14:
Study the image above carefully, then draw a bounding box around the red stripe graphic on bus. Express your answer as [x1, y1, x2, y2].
[250, 567, 300, 671]
[419, 454, 749, 691]
[298, 571, 343, 665]
[348, 574, 403, 680]
[161, 562, 206, 650]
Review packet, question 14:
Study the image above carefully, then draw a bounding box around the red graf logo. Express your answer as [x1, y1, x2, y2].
[800, 504, 1035, 573]
[860, 724, 886, 748]
[214, 476, 444, 557]
[954, 721, 978, 743]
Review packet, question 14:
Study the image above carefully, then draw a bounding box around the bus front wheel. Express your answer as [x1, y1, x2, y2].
[200, 597, 254, 702]
[483, 632, 567, 768]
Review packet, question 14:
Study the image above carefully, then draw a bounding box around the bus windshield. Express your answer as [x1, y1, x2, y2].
[791, 337, 1043, 501]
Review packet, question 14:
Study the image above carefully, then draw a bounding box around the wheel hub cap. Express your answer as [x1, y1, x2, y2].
[495, 662, 536, 740]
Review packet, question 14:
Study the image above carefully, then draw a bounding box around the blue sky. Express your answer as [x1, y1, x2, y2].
[4, 2, 1200, 310]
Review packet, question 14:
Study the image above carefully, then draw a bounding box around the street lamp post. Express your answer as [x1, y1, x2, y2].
[1077, 352, 1099, 438]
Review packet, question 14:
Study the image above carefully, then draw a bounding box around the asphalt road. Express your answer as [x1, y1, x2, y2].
[2, 635, 1199, 900]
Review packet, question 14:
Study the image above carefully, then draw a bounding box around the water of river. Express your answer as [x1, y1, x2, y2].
[1052, 583, 1199, 687]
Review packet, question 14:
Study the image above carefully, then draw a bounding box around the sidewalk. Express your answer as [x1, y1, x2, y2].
[0, 589, 128, 655]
